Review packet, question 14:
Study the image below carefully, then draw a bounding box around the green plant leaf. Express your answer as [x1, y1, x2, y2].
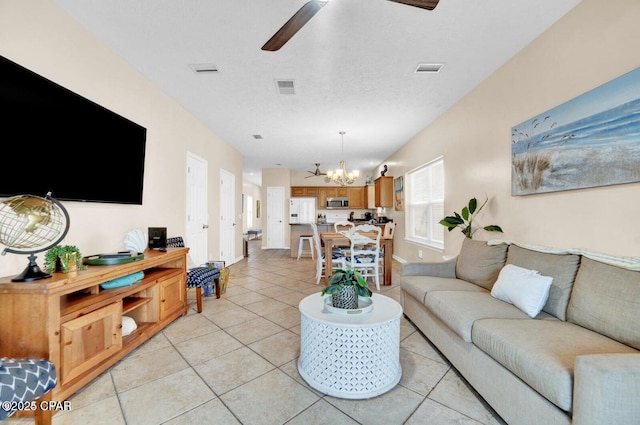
[468, 198, 477, 214]
[356, 286, 373, 297]
[440, 216, 464, 226]
[461, 206, 469, 221]
[321, 285, 341, 296]
[483, 225, 503, 233]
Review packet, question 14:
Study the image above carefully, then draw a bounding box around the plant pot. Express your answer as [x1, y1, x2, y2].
[331, 286, 358, 309]
[55, 252, 78, 273]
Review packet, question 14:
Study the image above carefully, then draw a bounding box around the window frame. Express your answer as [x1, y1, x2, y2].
[404, 156, 445, 251]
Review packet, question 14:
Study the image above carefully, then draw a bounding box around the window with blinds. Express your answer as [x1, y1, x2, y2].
[405, 157, 445, 250]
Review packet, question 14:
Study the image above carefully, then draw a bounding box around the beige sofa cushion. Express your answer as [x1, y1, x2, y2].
[567, 257, 640, 350]
[400, 276, 484, 304]
[472, 318, 637, 412]
[425, 291, 532, 342]
[506, 245, 581, 320]
[455, 239, 508, 290]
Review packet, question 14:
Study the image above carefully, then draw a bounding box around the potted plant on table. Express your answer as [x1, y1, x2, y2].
[321, 265, 372, 309]
[43, 245, 84, 273]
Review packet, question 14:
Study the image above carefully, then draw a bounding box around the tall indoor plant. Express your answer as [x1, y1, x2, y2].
[439, 197, 503, 239]
[321, 265, 372, 309]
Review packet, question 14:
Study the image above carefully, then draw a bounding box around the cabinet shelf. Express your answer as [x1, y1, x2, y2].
[122, 296, 152, 314]
[60, 267, 182, 322]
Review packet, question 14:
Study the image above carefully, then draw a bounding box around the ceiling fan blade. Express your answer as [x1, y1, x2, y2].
[386, 0, 440, 10]
[262, 1, 327, 51]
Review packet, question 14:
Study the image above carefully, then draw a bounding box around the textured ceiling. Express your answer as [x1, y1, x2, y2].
[53, 0, 581, 185]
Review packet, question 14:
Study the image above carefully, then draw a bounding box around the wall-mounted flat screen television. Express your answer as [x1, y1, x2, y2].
[0, 55, 147, 205]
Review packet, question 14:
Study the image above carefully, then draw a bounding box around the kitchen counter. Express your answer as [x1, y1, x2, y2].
[289, 223, 335, 258]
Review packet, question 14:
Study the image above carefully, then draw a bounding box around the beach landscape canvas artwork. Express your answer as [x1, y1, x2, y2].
[511, 67, 640, 195]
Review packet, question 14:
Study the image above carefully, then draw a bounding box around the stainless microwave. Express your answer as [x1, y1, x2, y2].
[326, 197, 349, 209]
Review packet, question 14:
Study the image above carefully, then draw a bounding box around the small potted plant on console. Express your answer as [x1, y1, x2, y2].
[44, 245, 84, 273]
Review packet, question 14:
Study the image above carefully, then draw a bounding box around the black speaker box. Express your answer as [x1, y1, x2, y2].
[148, 227, 167, 249]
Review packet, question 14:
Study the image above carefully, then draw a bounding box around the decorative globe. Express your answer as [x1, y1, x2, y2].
[0, 193, 70, 282]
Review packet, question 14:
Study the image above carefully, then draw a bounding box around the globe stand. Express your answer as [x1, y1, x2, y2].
[11, 253, 52, 282]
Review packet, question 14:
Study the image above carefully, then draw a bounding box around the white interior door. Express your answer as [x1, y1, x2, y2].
[220, 169, 236, 264]
[186, 152, 208, 266]
[267, 186, 286, 248]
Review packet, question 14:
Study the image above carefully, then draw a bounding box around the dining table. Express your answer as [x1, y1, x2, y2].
[320, 231, 394, 286]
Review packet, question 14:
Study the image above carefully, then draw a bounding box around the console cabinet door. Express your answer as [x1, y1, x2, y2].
[60, 301, 122, 384]
[159, 274, 186, 320]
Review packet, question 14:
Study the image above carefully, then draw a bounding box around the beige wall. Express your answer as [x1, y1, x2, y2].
[383, 0, 640, 262]
[0, 0, 243, 277]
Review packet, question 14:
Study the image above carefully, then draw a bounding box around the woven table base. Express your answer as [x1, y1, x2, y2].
[298, 293, 402, 399]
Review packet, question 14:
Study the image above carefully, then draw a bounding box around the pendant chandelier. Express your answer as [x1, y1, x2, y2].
[326, 131, 359, 186]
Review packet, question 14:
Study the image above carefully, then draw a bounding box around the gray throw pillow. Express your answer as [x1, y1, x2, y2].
[455, 239, 508, 290]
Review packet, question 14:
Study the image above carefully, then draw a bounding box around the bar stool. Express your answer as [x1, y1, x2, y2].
[297, 235, 314, 260]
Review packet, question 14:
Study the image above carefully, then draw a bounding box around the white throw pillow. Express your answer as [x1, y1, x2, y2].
[491, 264, 553, 318]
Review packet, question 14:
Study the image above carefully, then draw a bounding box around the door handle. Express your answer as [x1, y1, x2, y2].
[203, 224, 209, 229]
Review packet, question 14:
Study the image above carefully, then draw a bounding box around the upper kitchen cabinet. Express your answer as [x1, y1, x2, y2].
[347, 186, 365, 209]
[291, 187, 319, 197]
[374, 176, 394, 207]
[364, 185, 375, 209]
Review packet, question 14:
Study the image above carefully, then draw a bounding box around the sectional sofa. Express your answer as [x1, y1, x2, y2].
[400, 238, 640, 425]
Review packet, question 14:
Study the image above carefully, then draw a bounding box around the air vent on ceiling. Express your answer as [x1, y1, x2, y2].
[415, 63, 443, 74]
[275, 79, 295, 95]
[253, 134, 263, 139]
[188, 63, 219, 74]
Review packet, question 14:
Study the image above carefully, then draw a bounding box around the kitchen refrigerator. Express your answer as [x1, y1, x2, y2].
[290, 197, 317, 224]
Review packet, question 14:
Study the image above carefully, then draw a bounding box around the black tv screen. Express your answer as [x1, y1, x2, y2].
[0, 55, 146, 205]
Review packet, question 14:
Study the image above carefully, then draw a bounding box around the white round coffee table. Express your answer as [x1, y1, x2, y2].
[298, 292, 403, 399]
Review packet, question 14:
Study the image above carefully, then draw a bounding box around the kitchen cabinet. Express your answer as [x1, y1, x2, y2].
[348, 186, 365, 209]
[322, 187, 348, 198]
[365, 185, 376, 209]
[291, 187, 319, 197]
[0, 248, 189, 412]
[293, 186, 358, 209]
[317, 188, 326, 207]
[375, 176, 394, 207]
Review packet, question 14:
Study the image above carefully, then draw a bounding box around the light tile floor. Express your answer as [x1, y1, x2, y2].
[8, 240, 506, 425]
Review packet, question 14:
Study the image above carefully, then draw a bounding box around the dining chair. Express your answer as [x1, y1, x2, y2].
[345, 224, 381, 291]
[334, 220, 355, 232]
[379, 222, 396, 277]
[383, 222, 396, 238]
[333, 220, 355, 256]
[310, 222, 345, 285]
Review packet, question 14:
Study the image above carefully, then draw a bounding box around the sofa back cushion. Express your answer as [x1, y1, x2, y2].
[455, 239, 508, 290]
[506, 245, 581, 320]
[567, 257, 640, 350]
